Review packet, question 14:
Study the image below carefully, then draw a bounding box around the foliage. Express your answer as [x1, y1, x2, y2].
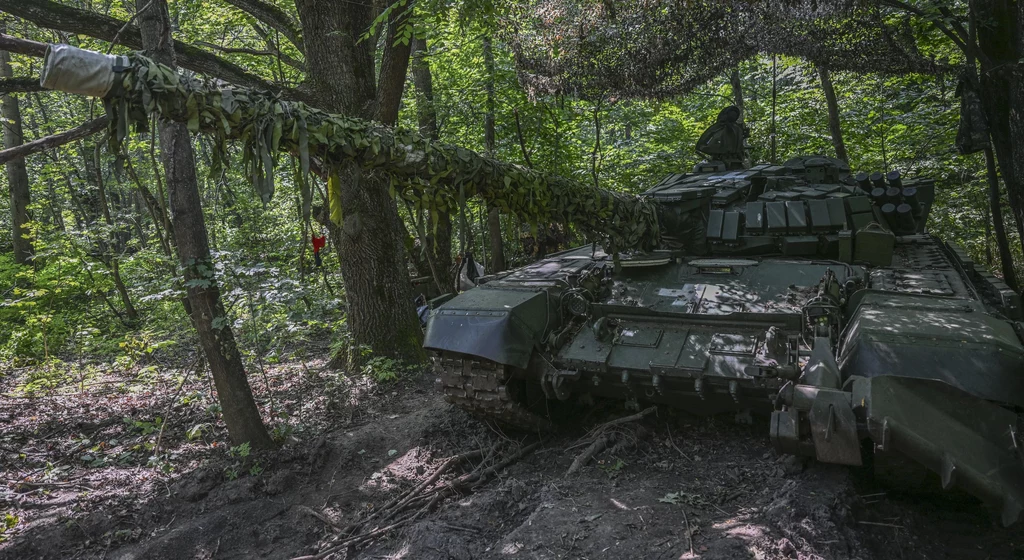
[0, 513, 19, 543]
[511, 0, 944, 100]
[0, 0, 1018, 454]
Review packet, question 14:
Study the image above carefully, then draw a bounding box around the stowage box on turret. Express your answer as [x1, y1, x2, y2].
[422, 113, 1024, 525]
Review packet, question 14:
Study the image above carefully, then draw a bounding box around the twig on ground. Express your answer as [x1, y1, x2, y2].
[858, 520, 904, 528]
[666, 424, 693, 463]
[295, 505, 342, 532]
[593, 406, 657, 432]
[682, 508, 695, 557]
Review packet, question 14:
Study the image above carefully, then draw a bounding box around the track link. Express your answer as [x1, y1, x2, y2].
[437, 354, 551, 432]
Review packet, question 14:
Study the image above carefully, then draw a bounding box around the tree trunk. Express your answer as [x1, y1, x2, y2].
[374, 2, 412, 126]
[411, 36, 454, 292]
[973, 0, 1024, 249]
[817, 65, 848, 164]
[483, 35, 505, 274]
[92, 144, 140, 321]
[985, 145, 1019, 291]
[0, 38, 33, 264]
[295, 0, 424, 363]
[1008, 1, 1024, 256]
[730, 69, 744, 114]
[137, 0, 273, 449]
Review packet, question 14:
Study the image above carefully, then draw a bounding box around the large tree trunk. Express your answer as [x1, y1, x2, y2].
[1008, 1, 1024, 256]
[411, 36, 454, 292]
[483, 36, 505, 273]
[295, 0, 424, 363]
[817, 65, 849, 164]
[137, 0, 273, 449]
[973, 0, 1024, 249]
[0, 37, 33, 264]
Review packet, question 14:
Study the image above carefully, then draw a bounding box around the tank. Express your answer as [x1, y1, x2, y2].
[423, 112, 1024, 525]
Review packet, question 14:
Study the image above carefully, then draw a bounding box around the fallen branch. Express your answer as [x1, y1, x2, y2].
[295, 505, 343, 532]
[567, 406, 657, 474]
[294, 440, 542, 560]
[592, 406, 657, 433]
[857, 520, 904, 529]
[372, 447, 485, 526]
[567, 433, 613, 475]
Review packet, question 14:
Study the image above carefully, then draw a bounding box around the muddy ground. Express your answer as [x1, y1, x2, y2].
[2, 356, 1023, 560]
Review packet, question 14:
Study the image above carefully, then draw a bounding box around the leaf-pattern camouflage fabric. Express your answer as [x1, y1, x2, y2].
[102, 54, 661, 252]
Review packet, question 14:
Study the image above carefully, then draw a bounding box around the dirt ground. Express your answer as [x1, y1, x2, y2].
[2, 356, 1023, 560]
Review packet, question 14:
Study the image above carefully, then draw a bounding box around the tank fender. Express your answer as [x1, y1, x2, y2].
[423, 288, 550, 369]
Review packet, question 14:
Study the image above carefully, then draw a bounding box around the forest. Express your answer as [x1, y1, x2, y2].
[1, 0, 1023, 558]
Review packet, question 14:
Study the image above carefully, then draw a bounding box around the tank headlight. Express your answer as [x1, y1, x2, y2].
[567, 292, 590, 317]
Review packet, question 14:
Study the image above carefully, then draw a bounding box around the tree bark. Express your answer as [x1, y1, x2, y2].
[483, 35, 505, 274]
[0, 33, 47, 57]
[137, 0, 273, 449]
[374, 3, 412, 126]
[1, 39, 33, 264]
[295, 0, 424, 363]
[411, 36, 454, 292]
[0, 77, 44, 94]
[0, 0, 298, 99]
[972, 0, 1024, 250]
[817, 65, 848, 164]
[221, 0, 304, 54]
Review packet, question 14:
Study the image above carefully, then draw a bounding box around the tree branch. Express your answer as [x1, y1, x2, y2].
[0, 33, 47, 57]
[194, 40, 303, 71]
[66, 51, 661, 251]
[0, 77, 44, 93]
[221, 0, 303, 54]
[0, 0, 307, 100]
[880, 0, 988, 66]
[0, 115, 108, 164]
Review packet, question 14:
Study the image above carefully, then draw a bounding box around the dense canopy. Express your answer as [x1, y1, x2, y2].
[513, 0, 943, 99]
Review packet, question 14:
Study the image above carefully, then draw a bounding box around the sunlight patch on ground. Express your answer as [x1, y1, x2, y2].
[381, 542, 411, 559]
[501, 541, 525, 554]
[610, 497, 631, 510]
[360, 446, 435, 493]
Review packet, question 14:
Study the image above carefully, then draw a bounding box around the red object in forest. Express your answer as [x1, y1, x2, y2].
[312, 235, 326, 267]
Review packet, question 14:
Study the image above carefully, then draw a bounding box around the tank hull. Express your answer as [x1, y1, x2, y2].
[424, 159, 1024, 524]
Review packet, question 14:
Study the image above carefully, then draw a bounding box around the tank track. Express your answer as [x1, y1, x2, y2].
[437, 354, 551, 431]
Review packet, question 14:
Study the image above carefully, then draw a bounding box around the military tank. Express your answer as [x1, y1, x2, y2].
[423, 109, 1024, 525]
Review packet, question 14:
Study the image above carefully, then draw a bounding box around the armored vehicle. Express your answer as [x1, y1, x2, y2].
[423, 115, 1024, 525]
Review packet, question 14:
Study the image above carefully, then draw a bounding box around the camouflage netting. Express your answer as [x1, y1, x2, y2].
[512, 0, 944, 99]
[98, 54, 660, 251]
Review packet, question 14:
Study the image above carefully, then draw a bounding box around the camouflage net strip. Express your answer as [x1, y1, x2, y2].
[512, 0, 943, 100]
[103, 54, 661, 252]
